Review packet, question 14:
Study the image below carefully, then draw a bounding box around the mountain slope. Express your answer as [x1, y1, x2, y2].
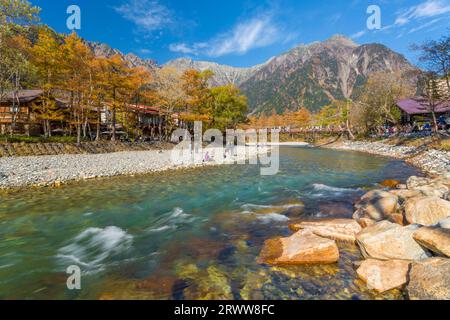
[239, 35, 417, 114]
[85, 41, 158, 69]
[164, 58, 266, 86]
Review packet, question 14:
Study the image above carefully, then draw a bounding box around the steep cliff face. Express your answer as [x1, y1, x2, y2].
[86, 34, 417, 115]
[85, 41, 158, 69]
[238, 35, 417, 114]
[164, 58, 266, 86]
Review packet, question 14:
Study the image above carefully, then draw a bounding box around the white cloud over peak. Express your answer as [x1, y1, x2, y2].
[350, 30, 366, 39]
[114, 0, 173, 32]
[169, 12, 286, 57]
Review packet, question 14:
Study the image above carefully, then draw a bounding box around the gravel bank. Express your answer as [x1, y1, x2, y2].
[330, 141, 450, 176]
[0, 147, 267, 189]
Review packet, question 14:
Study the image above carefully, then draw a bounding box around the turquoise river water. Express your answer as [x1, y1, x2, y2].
[0, 147, 421, 300]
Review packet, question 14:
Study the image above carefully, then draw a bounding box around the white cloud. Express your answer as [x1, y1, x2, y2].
[169, 12, 283, 57]
[395, 0, 450, 25]
[169, 43, 197, 54]
[350, 30, 366, 39]
[207, 14, 279, 57]
[114, 0, 173, 32]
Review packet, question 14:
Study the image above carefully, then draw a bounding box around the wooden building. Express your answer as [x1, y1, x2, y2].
[397, 97, 450, 124]
[0, 90, 68, 135]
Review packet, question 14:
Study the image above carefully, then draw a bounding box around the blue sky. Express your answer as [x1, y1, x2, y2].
[32, 0, 450, 67]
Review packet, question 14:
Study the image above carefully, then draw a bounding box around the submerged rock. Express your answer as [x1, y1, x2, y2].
[356, 259, 410, 293]
[353, 190, 399, 224]
[258, 230, 339, 265]
[379, 180, 401, 188]
[407, 257, 450, 300]
[413, 227, 450, 258]
[289, 219, 361, 242]
[176, 264, 233, 300]
[356, 221, 429, 261]
[240, 270, 271, 300]
[404, 196, 450, 226]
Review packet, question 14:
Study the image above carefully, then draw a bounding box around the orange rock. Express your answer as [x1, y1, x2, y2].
[357, 259, 410, 292]
[289, 219, 361, 242]
[379, 180, 401, 188]
[258, 230, 339, 265]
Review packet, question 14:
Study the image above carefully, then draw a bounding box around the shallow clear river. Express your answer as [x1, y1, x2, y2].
[0, 147, 421, 300]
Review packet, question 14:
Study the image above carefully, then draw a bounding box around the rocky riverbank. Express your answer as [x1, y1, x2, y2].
[327, 140, 450, 176]
[257, 173, 450, 299]
[0, 147, 267, 189]
[257, 139, 450, 299]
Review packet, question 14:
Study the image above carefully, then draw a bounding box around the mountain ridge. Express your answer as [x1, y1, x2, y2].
[82, 34, 419, 115]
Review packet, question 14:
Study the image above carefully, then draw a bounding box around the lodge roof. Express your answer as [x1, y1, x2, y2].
[397, 97, 450, 115]
[0, 90, 44, 103]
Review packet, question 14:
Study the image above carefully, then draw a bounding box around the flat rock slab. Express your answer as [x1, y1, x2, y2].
[413, 227, 450, 258]
[356, 221, 429, 261]
[258, 230, 339, 266]
[407, 257, 450, 300]
[404, 196, 450, 226]
[357, 259, 411, 293]
[289, 219, 362, 242]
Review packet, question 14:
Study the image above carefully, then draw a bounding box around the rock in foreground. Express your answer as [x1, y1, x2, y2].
[413, 227, 450, 258]
[356, 221, 429, 261]
[353, 190, 399, 225]
[404, 196, 450, 226]
[258, 230, 339, 265]
[356, 259, 411, 293]
[407, 257, 450, 300]
[289, 219, 361, 242]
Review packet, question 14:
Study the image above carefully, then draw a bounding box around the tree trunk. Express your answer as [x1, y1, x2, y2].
[111, 108, 116, 142]
[96, 106, 101, 141]
[77, 124, 81, 145]
[431, 111, 438, 132]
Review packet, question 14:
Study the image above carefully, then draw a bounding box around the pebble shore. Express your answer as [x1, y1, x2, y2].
[330, 141, 450, 176]
[0, 147, 267, 189]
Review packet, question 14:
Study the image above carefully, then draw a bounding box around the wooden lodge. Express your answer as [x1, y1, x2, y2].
[397, 97, 450, 125]
[0, 89, 191, 140]
[0, 90, 68, 135]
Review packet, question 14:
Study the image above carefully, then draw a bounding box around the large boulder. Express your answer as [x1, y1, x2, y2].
[289, 219, 362, 242]
[353, 190, 399, 224]
[258, 230, 339, 265]
[356, 221, 429, 261]
[413, 183, 449, 199]
[439, 217, 450, 229]
[356, 259, 411, 293]
[407, 257, 450, 300]
[413, 227, 450, 258]
[406, 176, 432, 189]
[404, 196, 450, 226]
[407, 176, 449, 199]
[389, 189, 426, 202]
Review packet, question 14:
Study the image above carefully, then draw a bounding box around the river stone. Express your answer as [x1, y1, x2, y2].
[389, 189, 425, 202]
[379, 180, 401, 188]
[258, 230, 339, 265]
[404, 196, 450, 226]
[406, 176, 431, 189]
[356, 221, 429, 261]
[412, 183, 449, 199]
[289, 219, 362, 242]
[356, 259, 411, 293]
[353, 190, 399, 223]
[407, 257, 450, 300]
[439, 217, 450, 229]
[413, 227, 450, 257]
